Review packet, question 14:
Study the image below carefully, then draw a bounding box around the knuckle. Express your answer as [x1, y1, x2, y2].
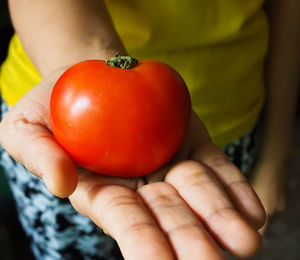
[205, 155, 232, 168]
[120, 221, 156, 237]
[104, 192, 140, 211]
[150, 193, 181, 213]
[178, 170, 214, 193]
[168, 223, 201, 237]
[138, 182, 180, 211]
[206, 206, 237, 224]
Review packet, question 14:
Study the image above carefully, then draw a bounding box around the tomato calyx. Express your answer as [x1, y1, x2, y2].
[106, 52, 138, 69]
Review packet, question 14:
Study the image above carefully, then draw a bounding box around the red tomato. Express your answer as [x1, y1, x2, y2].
[50, 55, 191, 177]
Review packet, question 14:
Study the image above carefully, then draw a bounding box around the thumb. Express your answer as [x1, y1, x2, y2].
[0, 74, 77, 198]
[0, 112, 77, 197]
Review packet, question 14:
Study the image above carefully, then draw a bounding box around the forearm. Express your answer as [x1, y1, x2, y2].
[260, 0, 300, 169]
[8, 0, 126, 77]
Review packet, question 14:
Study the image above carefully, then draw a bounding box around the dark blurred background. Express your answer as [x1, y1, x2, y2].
[0, 1, 300, 260]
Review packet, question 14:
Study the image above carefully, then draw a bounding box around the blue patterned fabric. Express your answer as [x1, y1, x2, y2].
[222, 126, 258, 179]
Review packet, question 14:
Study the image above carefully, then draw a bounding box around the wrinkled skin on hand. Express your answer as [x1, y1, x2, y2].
[0, 68, 266, 260]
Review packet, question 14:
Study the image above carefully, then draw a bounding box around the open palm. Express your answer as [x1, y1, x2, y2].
[0, 68, 265, 260]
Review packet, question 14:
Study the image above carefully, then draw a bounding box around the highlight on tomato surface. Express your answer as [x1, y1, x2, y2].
[50, 53, 191, 177]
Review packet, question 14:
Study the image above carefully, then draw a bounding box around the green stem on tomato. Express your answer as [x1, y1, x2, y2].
[106, 52, 138, 69]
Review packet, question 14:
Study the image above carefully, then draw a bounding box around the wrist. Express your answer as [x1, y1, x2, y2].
[40, 42, 127, 78]
[11, 0, 128, 79]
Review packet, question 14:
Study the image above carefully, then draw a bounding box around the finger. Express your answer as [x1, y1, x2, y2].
[192, 142, 266, 229]
[165, 160, 262, 259]
[0, 81, 77, 198]
[258, 221, 268, 235]
[0, 110, 78, 197]
[258, 195, 286, 235]
[138, 182, 226, 260]
[69, 172, 174, 260]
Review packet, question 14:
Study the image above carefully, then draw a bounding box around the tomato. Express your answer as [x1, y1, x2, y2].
[50, 54, 191, 177]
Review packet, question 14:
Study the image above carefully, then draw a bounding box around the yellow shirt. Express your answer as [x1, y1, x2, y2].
[0, 0, 268, 146]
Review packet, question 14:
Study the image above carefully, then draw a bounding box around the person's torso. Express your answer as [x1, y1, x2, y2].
[0, 0, 268, 146]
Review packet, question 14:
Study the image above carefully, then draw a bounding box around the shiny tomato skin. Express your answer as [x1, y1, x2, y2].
[50, 59, 191, 177]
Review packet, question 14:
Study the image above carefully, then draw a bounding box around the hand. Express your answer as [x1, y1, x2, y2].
[0, 68, 266, 260]
[250, 163, 287, 234]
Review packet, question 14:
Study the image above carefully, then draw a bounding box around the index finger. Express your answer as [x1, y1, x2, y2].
[0, 80, 78, 198]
